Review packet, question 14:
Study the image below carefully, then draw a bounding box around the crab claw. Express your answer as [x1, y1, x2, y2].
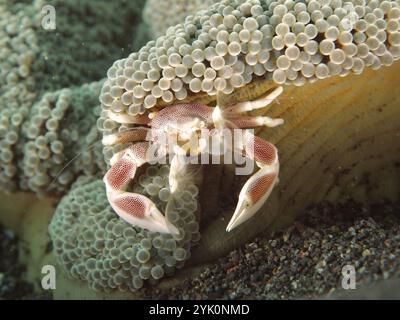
[226, 164, 279, 232]
[104, 158, 137, 191]
[226, 131, 280, 232]
[103, 142, 178, 235]
[110, 193, 179, 235]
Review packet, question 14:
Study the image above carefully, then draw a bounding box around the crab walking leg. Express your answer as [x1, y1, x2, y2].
[168, 152, 201, 194]
[226, 86, 283, 114]
[103, 142, 179, 234]
[228, 116, 284, 129]
[102, 127, 149, 146]
[106, 110, 150, 125]
[169, 153, 186, 194]
[226, 131, 280, 232]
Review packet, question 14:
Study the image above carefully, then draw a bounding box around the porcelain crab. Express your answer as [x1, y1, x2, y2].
[102, 85, 284, 235]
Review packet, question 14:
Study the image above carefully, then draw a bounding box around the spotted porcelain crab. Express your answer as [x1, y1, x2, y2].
[103, 86, 284, 235]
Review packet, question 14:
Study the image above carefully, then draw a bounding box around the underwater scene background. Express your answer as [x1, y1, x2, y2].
[0, 0, 400, 299]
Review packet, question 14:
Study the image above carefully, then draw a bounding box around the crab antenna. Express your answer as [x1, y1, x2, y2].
[46, 141, 101, 192]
